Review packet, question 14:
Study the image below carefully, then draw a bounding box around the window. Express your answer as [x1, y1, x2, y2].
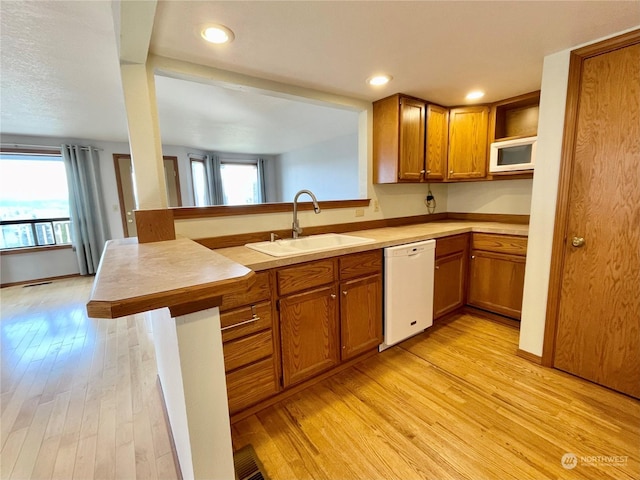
[190, 156, 265, 206]
[0, 153, 72, 249]
[220, 162, 260, 205]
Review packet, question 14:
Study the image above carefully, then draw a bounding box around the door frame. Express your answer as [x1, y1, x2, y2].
[113, 153, 182, 237]
[541, 29, 640, 367]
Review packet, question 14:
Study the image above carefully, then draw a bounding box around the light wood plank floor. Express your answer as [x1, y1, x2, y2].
[2, 277, 639, 480]
[0, 277, 178, 480]
[232, 316, 640, 480]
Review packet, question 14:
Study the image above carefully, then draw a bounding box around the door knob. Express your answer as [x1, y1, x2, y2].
[571, 236, 585, 248]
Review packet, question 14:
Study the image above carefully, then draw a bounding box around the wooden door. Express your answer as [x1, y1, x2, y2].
[113, 154, 182, 237]
[551, 37, 640, 398]
[340, 274, 382, 360]
[279, 286, 339, 387]
[398, 97, 426, 181]
[114, 155, 138, 237]
[447, 106, 489, 179]
[163, 158, 182, 207]
[468, 250, 525, 320]
[434, 252, 467, 319]
[425, 104, 448, 181]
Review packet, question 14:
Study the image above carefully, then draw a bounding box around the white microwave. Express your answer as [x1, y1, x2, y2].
[489, 136, 536, 173]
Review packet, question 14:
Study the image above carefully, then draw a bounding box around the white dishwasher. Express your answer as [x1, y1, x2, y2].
[380, 239, 436, 351]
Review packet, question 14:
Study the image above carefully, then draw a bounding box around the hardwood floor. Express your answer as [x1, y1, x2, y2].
[2, 277, 639, 480]
[232, 316, 640, 480]
[0, 277, 178, 479]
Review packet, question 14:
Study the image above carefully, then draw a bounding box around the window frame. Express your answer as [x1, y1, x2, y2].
[0, 149, 73, 251]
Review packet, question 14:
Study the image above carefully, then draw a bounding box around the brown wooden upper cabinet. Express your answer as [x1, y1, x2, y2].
[373, 94, 426, 183]
[447, 106, 490, 180]
[425, 104, 449, 181]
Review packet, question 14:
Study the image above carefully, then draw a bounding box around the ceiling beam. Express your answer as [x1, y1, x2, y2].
[113, 0, 157, 64]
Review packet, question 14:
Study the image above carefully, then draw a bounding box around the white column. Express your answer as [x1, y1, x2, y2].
[120, 62, 168, 210]
[151, 307, 234, 480]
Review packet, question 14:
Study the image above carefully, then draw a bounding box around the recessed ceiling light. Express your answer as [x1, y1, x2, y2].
[367, 74, 392, 86]
[466, 90, 485, 100]
[201, 25, 235, 44]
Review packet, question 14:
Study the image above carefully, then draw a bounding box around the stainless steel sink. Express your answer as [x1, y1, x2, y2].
[245, 233, 375, 257]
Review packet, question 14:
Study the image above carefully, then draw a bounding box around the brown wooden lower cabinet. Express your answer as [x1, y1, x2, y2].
[225, 358, 279, 413]
[220, 272, 280, 415]
[340, 273, 383, 360]
[468, 250, 526, 319]
[467, 233, 527, 320]
[279, 285, 340, 387]
[433, 234, 469, 319]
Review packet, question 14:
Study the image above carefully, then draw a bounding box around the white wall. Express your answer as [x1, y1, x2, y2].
[447, 179, 533, 214]
[0, 248, 80, 285]
[276, 133, 359, 202]
[517, 51, 570, 356]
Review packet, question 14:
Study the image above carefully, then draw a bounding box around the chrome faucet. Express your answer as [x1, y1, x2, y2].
[292, 189, 321, 238]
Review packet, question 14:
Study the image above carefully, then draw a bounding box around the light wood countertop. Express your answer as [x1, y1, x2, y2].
[87, 237, 254, 319]
[216, 221, 528, 271]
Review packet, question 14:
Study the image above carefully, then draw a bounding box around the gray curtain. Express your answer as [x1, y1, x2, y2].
[62, 145, 110, 275]
[257, 158, 267, 203]
[206, 154, 224, 205]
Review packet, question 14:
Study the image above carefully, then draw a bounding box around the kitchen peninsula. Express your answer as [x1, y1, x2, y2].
[86, 216, 527, 479]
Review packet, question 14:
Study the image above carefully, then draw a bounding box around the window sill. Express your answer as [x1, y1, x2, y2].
[171, 199, 371, 219]
[0, 244, 73, 256]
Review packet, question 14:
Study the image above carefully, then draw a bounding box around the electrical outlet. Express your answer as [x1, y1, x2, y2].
[355, 208, 364, 217]
[373, 200, 379, 212]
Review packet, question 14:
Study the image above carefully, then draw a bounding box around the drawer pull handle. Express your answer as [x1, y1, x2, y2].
[221, 316, 260, 331]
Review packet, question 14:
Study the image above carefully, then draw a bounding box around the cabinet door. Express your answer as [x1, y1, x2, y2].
[280, 286, 339, 387]
[433, 251, 467, 319]
[448, 106, 489, 179]
[340, 274, 382, 360]
[398, 97, 426, 181]
[425, 104, 449, 181]
[468, 250, 525, 319]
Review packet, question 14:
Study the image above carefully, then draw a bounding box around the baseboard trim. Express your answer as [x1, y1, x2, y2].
[156, 377, 183, 480]
[463, 306, 521, 329]
[0, 273, 82, 288]
[516, 349, 543, 365]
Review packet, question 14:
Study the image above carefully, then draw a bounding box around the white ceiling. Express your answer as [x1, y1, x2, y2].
[154, 75, 358, 154]
[1, 1, 639, 153]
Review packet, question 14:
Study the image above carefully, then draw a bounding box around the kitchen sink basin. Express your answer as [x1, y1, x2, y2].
[245, 233, 375, 257]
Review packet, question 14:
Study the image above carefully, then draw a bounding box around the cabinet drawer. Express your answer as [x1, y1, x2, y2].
[339, 250, 382, 280]
[472, 233, 527, 256]
[220, 302, 272, 343]
[226, 358, 278, 414]
[220, 271, 271, 312]
[277, 259, 336, 296]
[223, 329, 273, 372]
[436, 234, 469, 258]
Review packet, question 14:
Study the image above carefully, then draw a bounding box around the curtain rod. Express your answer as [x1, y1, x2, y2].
[0, 143, 103, 151]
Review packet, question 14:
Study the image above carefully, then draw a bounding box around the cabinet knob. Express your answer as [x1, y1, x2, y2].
[342, 291, 348, 296]
[420, 170, 426, 174]
[426, 170, 431, 174]
[435, 265, 440, 270]
[471, 255, 475, 259]
[449, 170, 454, 174]
[330, 294, 336, 299]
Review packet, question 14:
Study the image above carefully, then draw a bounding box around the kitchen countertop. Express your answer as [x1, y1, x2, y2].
[86, 237, 254, 319]
[216, 221, 528, 271]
